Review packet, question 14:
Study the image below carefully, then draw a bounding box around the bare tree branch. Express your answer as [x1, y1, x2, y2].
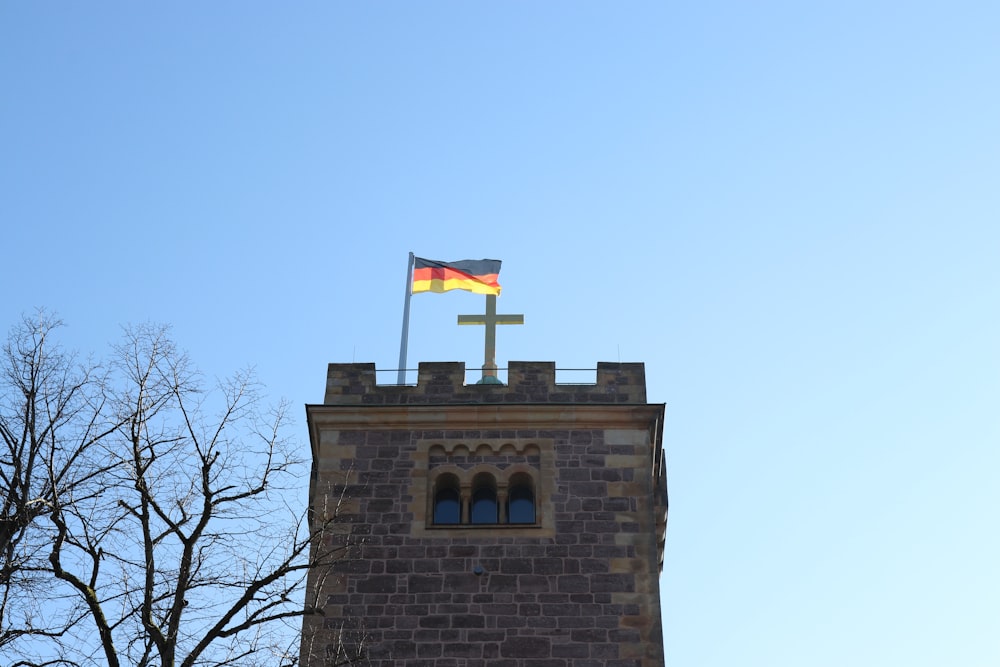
[1, 317, 366, 666]
[1, 311, 122, 654]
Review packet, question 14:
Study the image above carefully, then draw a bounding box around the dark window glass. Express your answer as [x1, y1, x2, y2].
[471, 487, 498, 524]
[433, 488, 461, 525]
[507, 485, 535, 524]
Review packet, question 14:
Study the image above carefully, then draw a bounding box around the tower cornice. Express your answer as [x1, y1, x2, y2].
[306, 402, 665, 455]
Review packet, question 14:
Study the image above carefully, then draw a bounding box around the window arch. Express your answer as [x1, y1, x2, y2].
[432, 473, 461, 525]
[470, 472, 498, 524]
[506, 473, 535, 524]
[425, 451, 542, 529]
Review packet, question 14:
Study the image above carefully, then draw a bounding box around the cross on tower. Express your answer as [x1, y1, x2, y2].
[457, 295, 524, 382]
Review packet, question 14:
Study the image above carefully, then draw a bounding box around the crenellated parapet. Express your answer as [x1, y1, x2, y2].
[322, 360, 648, 405]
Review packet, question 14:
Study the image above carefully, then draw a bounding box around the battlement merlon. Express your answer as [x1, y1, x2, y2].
[321, 361, 649, 405]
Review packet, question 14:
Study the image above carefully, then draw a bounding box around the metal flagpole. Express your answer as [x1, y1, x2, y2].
[397, 252, 415, 385]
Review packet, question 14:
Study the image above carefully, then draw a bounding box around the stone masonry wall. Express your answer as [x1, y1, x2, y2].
[301, 362, 667, 667]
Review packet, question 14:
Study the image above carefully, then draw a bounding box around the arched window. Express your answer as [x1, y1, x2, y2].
[507, 474, 535, 524]
[470, 473, 498, 524]
[433, 474, 461, 525]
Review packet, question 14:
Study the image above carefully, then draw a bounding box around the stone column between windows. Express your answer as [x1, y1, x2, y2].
[497, 490, 508, 524]
[460, 485, 471, 524]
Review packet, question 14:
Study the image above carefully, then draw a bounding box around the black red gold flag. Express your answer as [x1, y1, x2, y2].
[412, 257, 502, 296]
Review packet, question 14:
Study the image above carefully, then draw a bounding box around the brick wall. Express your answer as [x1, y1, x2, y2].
[301, 361, 667, 667]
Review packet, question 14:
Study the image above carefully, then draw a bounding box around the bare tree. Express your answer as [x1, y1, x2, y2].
[1, 316, 364, 667]
[1, 312, 117, 654]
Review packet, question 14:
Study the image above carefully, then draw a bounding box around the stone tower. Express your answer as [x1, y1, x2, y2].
[300, 361, 668, 666]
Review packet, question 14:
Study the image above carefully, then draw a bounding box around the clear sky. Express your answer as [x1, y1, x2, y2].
[2, 3, 999, 666]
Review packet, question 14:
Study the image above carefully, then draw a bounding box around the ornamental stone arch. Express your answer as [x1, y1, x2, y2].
[411, 438, 554, 537]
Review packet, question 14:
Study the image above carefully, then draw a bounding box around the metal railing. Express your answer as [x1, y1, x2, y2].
[373, 367, 600, 387]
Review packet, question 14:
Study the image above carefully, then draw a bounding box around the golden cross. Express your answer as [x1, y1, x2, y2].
[457, 295, 524, 382]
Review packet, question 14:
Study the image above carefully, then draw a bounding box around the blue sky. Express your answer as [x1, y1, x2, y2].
[2, 3, 999, 665]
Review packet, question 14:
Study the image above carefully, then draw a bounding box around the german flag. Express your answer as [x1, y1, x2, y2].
[412, 257, 502, 296]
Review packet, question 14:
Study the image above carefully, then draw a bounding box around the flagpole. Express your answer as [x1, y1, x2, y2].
[397, 252, 415, 385]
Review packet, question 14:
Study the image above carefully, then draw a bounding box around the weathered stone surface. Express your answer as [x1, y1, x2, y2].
[501, 636, 551, 658]
[301, 360, 667, 667]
